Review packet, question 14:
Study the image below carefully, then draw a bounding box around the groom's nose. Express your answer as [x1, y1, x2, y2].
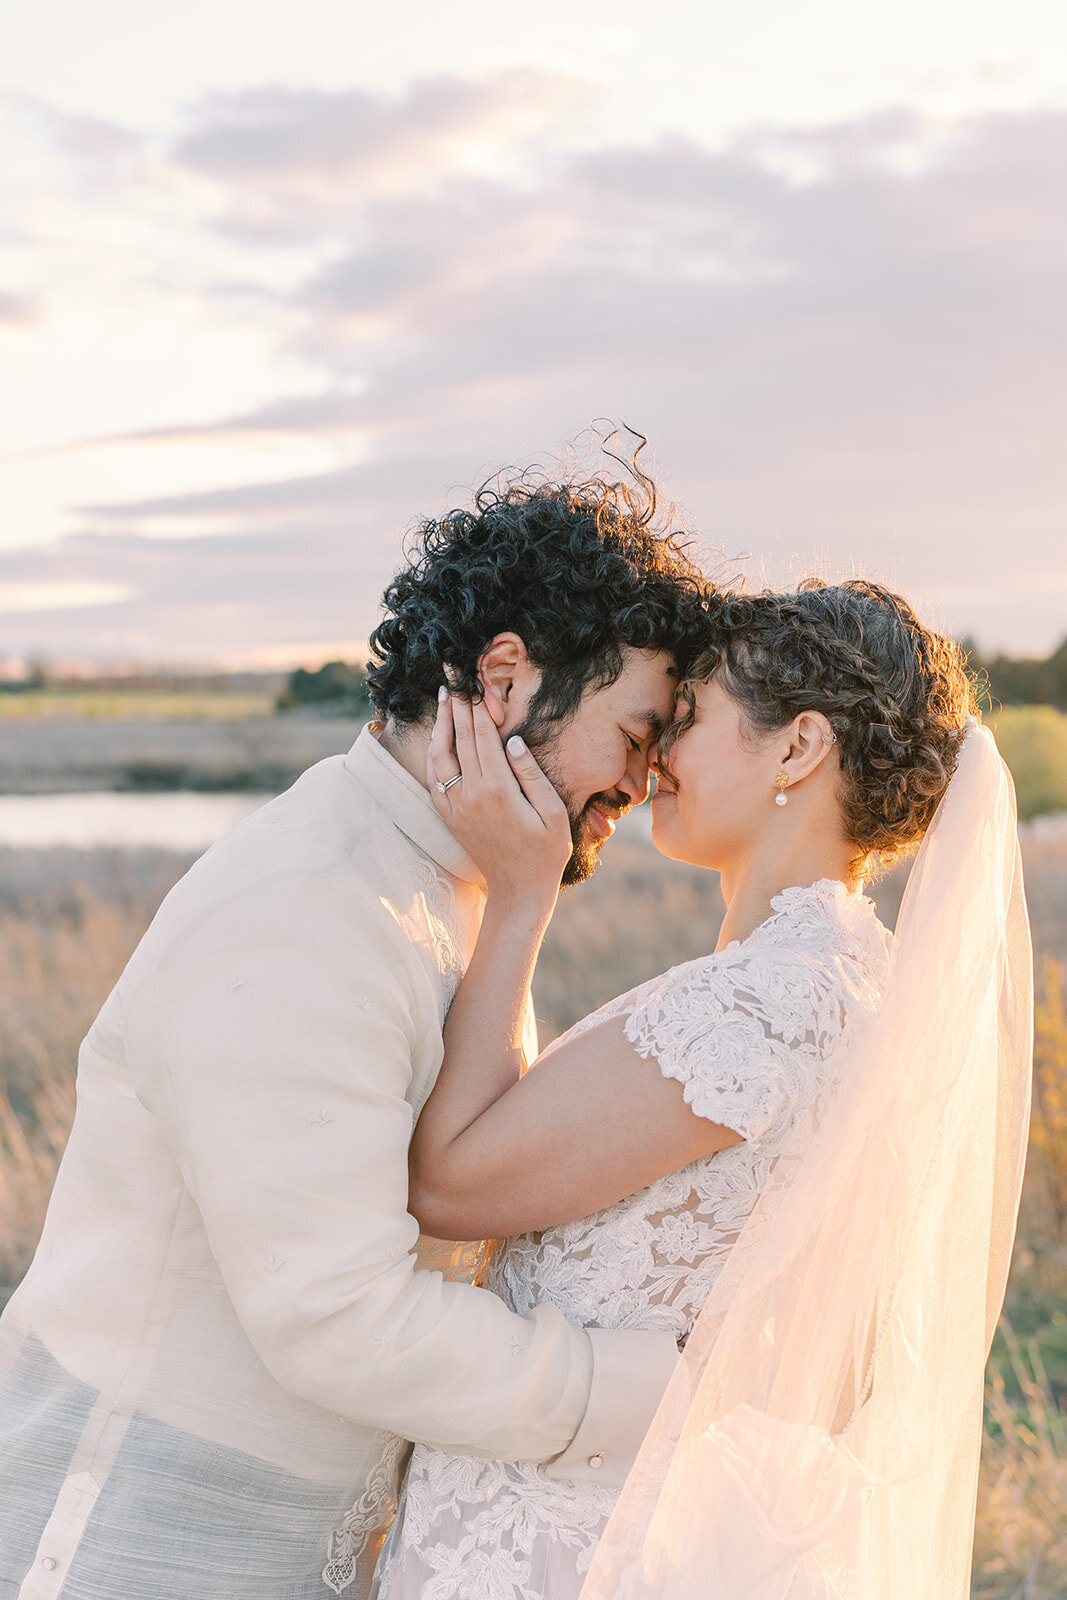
[620, 754, 652, 807]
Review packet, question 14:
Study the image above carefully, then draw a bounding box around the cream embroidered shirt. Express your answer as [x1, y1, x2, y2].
[0, 727, 677, 1600]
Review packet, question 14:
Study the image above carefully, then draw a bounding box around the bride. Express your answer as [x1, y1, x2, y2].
[369, 579, 1031, 1600]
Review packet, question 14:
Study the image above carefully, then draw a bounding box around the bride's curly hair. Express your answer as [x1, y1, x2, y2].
[660, 579, 978, 877]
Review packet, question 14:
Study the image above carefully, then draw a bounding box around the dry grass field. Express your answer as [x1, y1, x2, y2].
[0, 817, 1065, 1594]
[0, 713, 359, 793]
[0, 690, 277, 721]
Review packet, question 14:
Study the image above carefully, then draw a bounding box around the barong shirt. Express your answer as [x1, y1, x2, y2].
[0, 727, 677, 1600]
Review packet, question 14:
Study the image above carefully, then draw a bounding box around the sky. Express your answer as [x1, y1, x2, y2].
[1, 0, 1066, 668]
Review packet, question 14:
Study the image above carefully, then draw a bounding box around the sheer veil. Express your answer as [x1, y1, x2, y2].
[579, 723, 1033, 1600]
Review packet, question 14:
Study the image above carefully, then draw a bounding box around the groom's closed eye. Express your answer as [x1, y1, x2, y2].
[627, 713, 666, 754]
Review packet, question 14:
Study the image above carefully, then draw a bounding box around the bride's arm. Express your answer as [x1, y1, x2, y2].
[410, 692, 742, 1241]
[411, 1011, 743, 1239]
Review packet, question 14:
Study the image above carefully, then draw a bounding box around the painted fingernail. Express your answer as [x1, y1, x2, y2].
[438, 685, 448, 702]
[507, 735, 526, 756]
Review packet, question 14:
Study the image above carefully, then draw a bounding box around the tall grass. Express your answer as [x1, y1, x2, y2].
[0, 848, 192, 1293]
[974, 1326, 1067, 1600]
[992, 706, 1067, 822]
[0, 833, 1064, 1592]
[969, 949, 1067, 1599]
[1028, 957, 1067, 1237]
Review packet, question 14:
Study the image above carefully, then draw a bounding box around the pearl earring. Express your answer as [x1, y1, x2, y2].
[774, 772, 789, 806]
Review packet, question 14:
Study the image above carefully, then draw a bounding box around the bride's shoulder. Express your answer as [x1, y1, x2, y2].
[614, 883, 889, 1144]
[648, 879, 888, 999]
[609, 881, 887, 1067]
[551, 881, 889, 1056]
[759, 878, 891, 971]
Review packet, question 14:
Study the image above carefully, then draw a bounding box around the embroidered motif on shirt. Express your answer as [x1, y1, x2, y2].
[324, 1430, 413, 1594]
[264, 1255, 286, 1275]
[309, 1109, 334, 1125]
[412, 856, 465, 1007]
[418, 1234, 490, 1285]
[225, 976, 245, 992]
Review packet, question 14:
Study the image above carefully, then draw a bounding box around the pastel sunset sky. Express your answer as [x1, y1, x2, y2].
[2, 0, 1066, 666]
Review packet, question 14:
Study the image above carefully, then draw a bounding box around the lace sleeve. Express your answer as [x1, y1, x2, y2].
[622, 946, 848, 1148]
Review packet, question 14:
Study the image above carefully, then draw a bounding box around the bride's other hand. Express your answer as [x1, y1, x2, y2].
[427, 688, 572, 909]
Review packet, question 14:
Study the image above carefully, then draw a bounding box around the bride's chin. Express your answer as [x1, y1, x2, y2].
[651, 800, 717, 870]
[650, 803, 691, 865]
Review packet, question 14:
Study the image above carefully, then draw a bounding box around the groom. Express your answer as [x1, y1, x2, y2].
[0, 473, 708, 1599]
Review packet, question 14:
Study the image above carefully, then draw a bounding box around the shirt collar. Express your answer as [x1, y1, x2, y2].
[344, 724, 486, 890]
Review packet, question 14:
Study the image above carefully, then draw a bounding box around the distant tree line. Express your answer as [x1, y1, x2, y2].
[0, 663, 285, 693]
[965, 637, 1067, 711]
[275, 660, 372, 718]
[0, 663, 48, 693]
[6, 639, 1062, 719]
[274, 640, 1067, 722]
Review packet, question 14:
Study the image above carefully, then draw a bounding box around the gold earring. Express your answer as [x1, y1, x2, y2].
[774, 772, 789, 806]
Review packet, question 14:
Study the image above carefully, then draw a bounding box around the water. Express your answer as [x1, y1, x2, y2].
[0, 792, 274, 850]
[0, 789, 1059, 854]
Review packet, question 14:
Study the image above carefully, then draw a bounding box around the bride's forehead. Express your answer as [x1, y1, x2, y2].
[674, 676, 748, 733]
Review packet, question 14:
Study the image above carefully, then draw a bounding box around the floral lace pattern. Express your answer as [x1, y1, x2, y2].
[371, 1452, 617, 1600]
[373, 880, 891, 1600]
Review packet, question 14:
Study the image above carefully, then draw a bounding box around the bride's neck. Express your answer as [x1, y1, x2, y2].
[715, 828, 856, 951]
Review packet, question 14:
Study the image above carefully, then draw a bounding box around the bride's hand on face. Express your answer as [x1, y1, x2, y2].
[427, 688, 573, 911]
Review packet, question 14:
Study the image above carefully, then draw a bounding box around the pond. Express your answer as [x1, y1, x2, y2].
[0, 788, 1057, 854]
[0, 791, 274, 850]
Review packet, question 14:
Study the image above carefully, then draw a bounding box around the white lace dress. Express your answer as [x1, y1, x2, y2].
[370, 880, 891, 1600]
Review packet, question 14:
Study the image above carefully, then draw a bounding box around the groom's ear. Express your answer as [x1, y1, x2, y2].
[477, 633, 540, 731]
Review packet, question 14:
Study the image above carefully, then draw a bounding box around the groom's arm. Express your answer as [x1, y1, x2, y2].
[127, 868, 677, 1480]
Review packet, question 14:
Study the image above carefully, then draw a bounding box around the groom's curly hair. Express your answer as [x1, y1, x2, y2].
[660, 579, 978, 877]
[367, 466, 711, 729]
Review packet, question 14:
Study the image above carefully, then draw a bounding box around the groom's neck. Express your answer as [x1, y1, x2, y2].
[375, 715, 433, 790]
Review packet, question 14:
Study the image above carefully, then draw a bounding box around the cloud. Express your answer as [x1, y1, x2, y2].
[266, 104, 1065, 448]
[0, 289, 42, 328]
[0, 580, 132, 614]
[177, 72, 581, 179]
[285, 106, 1067, 598]
[171, 71, 591, 238]
[1, 90, 147, 186]
[3, 83, 1066, 658]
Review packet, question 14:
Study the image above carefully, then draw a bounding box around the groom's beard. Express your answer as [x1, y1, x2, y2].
[509, 714, 631, 888]
[558, 787, 632, 886]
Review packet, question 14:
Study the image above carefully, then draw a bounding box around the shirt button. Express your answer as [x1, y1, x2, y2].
[41, 1557, 57, 1571]
[587, 1453, 604, 1470]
